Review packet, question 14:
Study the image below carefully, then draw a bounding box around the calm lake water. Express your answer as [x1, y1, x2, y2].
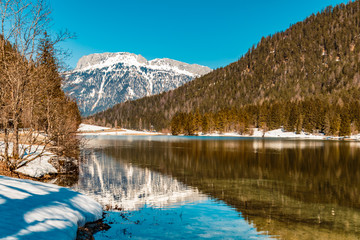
[71, 135, 360, 239]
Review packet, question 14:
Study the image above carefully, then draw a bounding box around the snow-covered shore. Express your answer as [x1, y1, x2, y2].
[77, 124, 160, 136]
[78, 124, 360, 140]
[0, 175, 102, 240]
[203, 128, 360, 140]
[203, 128, 326, 139]
[0, 142, 61, 178]
[77, 124, 110, 132]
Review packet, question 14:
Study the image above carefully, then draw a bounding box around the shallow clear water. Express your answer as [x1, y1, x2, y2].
[72, 135, 360, 239]
[96, 200, 271, 240]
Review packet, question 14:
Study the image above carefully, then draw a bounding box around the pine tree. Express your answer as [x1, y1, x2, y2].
[324, 114, 331, 135]
[170, 112, 184, 135]
[201, 114, 209, 134]
[184, 113, 196, 135]
[295, 114, 303, 134]
[286, 104, 298, 132]
[330, 114, 341, 136]
[194, 110, 202, 134]
[339, 111, 351, 136]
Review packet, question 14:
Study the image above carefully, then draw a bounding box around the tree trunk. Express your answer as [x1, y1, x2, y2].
[4, 128, 9, 162]
[13, 120, 19, 159]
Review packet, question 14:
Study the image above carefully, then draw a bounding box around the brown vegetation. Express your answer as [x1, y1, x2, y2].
[0, 0, 80, 171]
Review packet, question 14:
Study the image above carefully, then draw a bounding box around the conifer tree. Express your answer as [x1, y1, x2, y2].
[339, 111, 351, 136]
[286, 104, 298, 132]
[201, 114, 210, 134]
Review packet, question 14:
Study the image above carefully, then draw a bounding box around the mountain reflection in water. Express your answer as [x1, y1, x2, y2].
[72, 149, 206, 210]
[77, 136, 360, 239]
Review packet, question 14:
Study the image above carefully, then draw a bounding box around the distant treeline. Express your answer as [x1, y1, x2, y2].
[87, 1, 360, 136]
[170, 98, 360, 136]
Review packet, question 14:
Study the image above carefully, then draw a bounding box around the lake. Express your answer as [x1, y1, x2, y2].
[71, 135, 360, 239]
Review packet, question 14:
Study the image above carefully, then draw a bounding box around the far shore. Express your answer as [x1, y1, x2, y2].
[77, 124, 360, 141]
[77, 124, 162, 136]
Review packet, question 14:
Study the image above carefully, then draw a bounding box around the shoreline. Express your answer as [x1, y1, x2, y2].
[77, 124, 360, 141]
[0, 175, 103, 240]
[2, 123, 356, 239]
[0, 162, 108, 239]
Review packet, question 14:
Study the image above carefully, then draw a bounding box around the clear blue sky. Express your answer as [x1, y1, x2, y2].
[49, 0, 348, 69]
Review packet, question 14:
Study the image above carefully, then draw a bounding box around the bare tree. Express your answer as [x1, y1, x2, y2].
[0, 0, 78, 171]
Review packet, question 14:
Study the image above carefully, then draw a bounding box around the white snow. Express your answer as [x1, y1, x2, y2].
[148, 58, 196, 77]
[251, 128, 326, 139]
[16, 152, 57, 178]
[199, 128, 360, 140]
[72, 77, 83, 84]
[77, 124, 360, 140]
[91, 72, 108, 112]
[75, 53, 145, 72]
[77, 128, 159, 136]
[77, 124, 110, 132]
[0, 142, 58, 178]
[352, 133, 360, 140]
[89, 88, 96, 98]
[73, 52, 206, 77]
[0, 175, 102, 240]
[77, 124, 159, 136]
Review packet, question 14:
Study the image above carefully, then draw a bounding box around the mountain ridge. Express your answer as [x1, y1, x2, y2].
[63, 52, 212, 116]
[73, 52, 211, 76]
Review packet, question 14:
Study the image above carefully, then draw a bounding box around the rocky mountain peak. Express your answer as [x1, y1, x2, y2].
[75, 52, 147, 71]
[63, 52, 212, 116]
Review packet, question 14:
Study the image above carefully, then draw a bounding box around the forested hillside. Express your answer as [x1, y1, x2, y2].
[88, 1, 360, 136]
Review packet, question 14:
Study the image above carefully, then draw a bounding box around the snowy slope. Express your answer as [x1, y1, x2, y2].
[0, 176, 102, 240]
[63, 52, 212, 116]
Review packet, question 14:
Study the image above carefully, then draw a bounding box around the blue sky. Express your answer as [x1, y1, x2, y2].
[49, 0, 348, 69]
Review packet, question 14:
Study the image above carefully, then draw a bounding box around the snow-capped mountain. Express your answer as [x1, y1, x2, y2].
[62, 52, 212, 116]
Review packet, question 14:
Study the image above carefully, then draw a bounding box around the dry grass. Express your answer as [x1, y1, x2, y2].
[0, 131, 48, 145]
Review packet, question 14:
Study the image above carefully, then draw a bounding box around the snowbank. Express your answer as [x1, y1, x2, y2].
[81, 129, 159, 136]
[0, 176, 102, 240]
[202, 128, 326, 139]
[204, 128, 360, 140]
[0, 142, 58, 178]
[78, 124, 360, 140]
[352, 133, 360, 140]
[77, 124, 110, 132]
[16, 152, 58, 178]
[77, 124, 159, 136]
[252, 128, 326, 139]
